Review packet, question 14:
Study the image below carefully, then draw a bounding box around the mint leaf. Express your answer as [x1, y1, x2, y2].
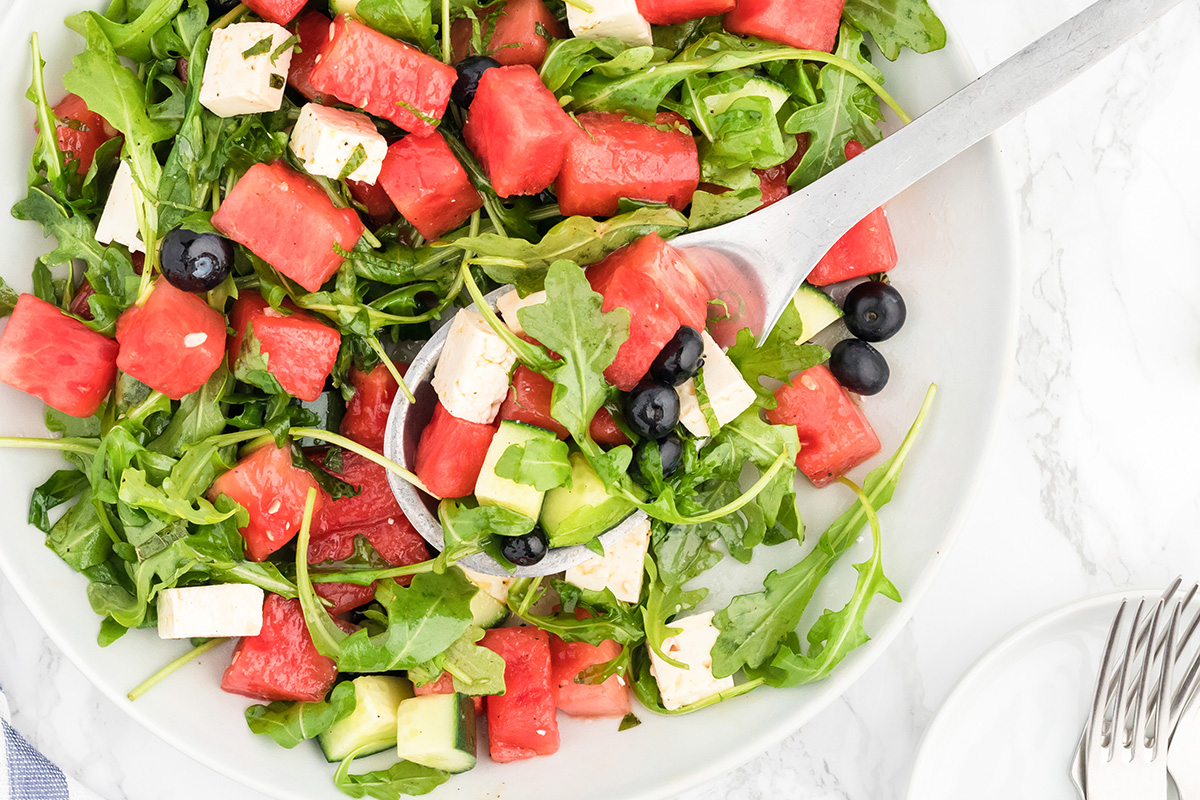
[494, 439, 572, 491]
[241, 35, 273, 58]
[351, 0, 436, 51]
[245, 681, 357, 749]
[338, 143, 368, 181]
[843, 0, 947, 61]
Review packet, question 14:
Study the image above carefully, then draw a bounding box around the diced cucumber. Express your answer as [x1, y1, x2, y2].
[704, 75, 791, 117]
[319, 676, 414, 763]
[395, 693, 477, 774]
[791, 285, 843, 343]
[540, 453, 635, 548]
[474, 421, 557, 520]
[469, 587, 508, 629]
[328, 0, 361, 18]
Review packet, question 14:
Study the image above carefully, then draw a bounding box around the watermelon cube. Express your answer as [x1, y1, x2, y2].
[724, 0, 845, 52]
[309, 16, 457, 135]
[413, 402, 499, 498]
[480, 627, 560, 762]
[314, 581, 376, 616]
[636, 0, 734, 23]
[499, 365, 632, 447]
[46, 94, 120, 172]
[207, 443, 325, 561]
[287, 12, 336, 103]
[550, 632, 631, 718]
[765, 364, 881, 487]
[555, 111, 699, 218]
[340, 363, 403, 452]
[115, 280, 226, 400]
[586, 256, 681, 391]
[347, 178, 397, 226]
[212, 161, 364, 293]
[377, 134, 483, 241]
[221, 595, 338, 702]
[413, 671, 485, 714]
[228, 291, 341, 402]
[463, 65, 580, 198]
[0, 294, 118, 417]
[241, 0, 305, 25]
[591, 233, 709, 331]
[807, 141, 898, 286]
[451, 0, 565, 67]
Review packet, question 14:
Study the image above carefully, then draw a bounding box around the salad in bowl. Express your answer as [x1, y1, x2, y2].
[0, 0, 945, 795]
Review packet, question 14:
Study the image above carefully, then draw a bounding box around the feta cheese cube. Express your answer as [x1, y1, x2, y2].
[461, 566, 515, 603]
[156, 584, 265, 639]
[199, 23, 295, 118]
[95, 161, 145, 253]
[566, 0, 653, 47]
[648, 611, 735, 710]
[289, 104, 387, 184]
[432, 309, 518, 424]
[564, 516, 650, 603]
[495, 289, 547, 337]
[675, 331, 757, 437]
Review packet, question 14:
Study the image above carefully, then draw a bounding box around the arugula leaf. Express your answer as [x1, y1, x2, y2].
[640, 553, 704, 668]
[29, 470, 90, 532]
[843, 0, 947, 61]
[333, 756, 450, 800]
[748, 479, 900, 686]
[407, 624, 507, 696]
[118, 468, 239, 525]
[725, 327, 828, 409]
[710, 384, 936, 678]
[438, 499, 536, 568]
[688, 153, 762, 230]
[460, 208, 688, 293]
[508, 580, 645, 646]
[12, 187, 123, 274]
[47, 486, 112, 571]
[0, 278, 17, 317]
[148, 367, 230, 457]
[494, 439, 572, 491]
[245, 681, 357, 749]
[784, 25, 885, 188]
[294, 446, 361, 502]
[707, 95, 793, 170]
[352, 0, 437, 51]
[67, 0, 185, 61]
[26, 35, 70, 200]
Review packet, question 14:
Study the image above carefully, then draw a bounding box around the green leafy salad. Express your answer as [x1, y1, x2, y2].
[0, 0, 946, 794]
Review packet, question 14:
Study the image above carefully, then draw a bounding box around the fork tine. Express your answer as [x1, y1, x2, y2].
[1130, 600, 1161, 756]
[1153, 603, 1181, 756]
[1172, 627, 1200, 728]
[1114, 600, 1147, 757]
[1090, 599, 1129, 756]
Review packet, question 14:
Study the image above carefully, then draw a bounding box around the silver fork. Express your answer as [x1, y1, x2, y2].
[1084, 598, 1181, 800]
[1070, 580, 1200, 797]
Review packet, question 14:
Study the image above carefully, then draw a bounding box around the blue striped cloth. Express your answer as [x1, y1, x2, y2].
[0, 686, 101, 800]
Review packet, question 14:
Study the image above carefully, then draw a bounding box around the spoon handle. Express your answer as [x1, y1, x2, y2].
[676, 0, 1188, 340]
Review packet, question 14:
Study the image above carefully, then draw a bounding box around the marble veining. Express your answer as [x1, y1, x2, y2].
[4, 1, 1200, 798]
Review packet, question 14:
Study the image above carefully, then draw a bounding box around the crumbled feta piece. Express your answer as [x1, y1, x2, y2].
[156, 584, 265, 640]
[95, 161, 145, 253]
[648, 611, 735, 710]
[199, 22, 294, 118]
[564, 517, 650, 603]
[495, 289, 547, 337]
[461, 566, 515, 603]
[289, 104, 387, 184]
[674, 331, 757, 437]
[431, 309, 517, 424]
[566, 0, 653, 47]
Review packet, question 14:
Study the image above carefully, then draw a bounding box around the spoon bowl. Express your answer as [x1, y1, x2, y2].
[383, 287, 648, 578]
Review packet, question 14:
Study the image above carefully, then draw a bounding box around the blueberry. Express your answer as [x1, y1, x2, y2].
[649, 326, 704, 386]
[452, 56, 502, 108]
[843, 282, 906, 342]
[500, 528, 549, 567]
[623, 379, 680, 440]
[828, 339, 889, 396]
[632, 431, 684, 480]
[160, 228, 234, 293]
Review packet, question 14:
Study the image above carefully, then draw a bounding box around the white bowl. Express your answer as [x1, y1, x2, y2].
[0, 4, 1018, 798]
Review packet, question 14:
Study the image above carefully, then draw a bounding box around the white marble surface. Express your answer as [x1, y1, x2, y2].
[5, 1, 1200, 798]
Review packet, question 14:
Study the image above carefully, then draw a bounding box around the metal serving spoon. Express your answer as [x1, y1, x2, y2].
[385, 0, 1187, 577]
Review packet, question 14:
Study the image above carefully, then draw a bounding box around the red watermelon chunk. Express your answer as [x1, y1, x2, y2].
[413, 672, 486, 713]
[207, 443, 325, 561]
[724, 0, 845, 52]
[766, 364, 881, 487]
[0, 294, 118, 417]
[550, 615, 631, 718]
[753, 133, 809, 210]
[347, 178, 397, 226]
[213, 161, 364, 293]
[46, 94, 120, 172]
[499, 365, 631, 447]
[340, 363, 403, 452]
[115, 280, 226, 400]
[636, 0, 734, 23]
[463, 65, 579, 198]
[229, 291, 341, 402]
[586, 256, 681, 391]
[414, 402, 499, 498]
[603, 233, 708, 331]
[221, 595, 338, 703]
[480, 627, 559, 762]
[241, 0, 305, 24]
[451, 0, 565, 67]
[807, 141, 898, 286]
[288, 12, 337, 103]
[314, 581, 376, 616]
[590, 408, 631, 448]
[555, 111, 699, 218]
[309, 16, 456, 135]
[378, 134, 483, 241]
